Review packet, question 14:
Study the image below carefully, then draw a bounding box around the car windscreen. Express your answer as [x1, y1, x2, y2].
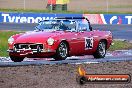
[78, 22, 90, 31]
[35, 20, 76, 31]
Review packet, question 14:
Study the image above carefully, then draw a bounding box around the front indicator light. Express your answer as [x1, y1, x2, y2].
[8, 37, 14, 44]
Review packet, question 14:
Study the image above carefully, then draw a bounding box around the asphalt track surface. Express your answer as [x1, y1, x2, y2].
[0, 23, 132, 40]
[0, 23, 132, 66]
[0, 49, 132, 66]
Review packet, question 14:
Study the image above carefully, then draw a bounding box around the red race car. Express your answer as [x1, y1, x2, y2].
[7, 17, 112, 62]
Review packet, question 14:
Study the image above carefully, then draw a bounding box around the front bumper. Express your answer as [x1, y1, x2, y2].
[7, 49, 56, 57]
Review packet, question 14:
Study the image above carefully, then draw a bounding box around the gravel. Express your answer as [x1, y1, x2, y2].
[0, 61, 132, 88]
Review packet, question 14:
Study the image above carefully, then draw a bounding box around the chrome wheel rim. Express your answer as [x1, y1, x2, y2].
[59, 43, 68, 58]
[98, 42, 106, 56]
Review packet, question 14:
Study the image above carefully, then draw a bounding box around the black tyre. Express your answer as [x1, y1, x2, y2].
[54, 42, 68, 60]
[10, 56, 24, 62]
[93, 41, 106, 58]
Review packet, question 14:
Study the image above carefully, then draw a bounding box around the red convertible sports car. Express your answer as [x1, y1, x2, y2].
[8, 17, 112, 62]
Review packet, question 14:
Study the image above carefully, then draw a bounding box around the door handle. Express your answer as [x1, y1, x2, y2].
[72, 38, 80, 40]
[90, 34, 94, 36]
[75, 34, 78, 36]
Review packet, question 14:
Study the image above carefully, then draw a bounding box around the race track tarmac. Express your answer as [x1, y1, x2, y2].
[0, 23, 132, 40]
[0, 50, 132, 67]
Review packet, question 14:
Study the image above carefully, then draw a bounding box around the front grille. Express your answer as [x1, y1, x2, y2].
[14, 43, 43, 50]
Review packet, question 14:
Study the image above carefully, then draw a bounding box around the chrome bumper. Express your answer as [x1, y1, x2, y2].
[7, 49, 56, 56]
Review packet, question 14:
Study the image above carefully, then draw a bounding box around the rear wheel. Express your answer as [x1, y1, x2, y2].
[93, 41, 106, 58]
[54, 42, 68, 60]
[10, 56, 24, 62]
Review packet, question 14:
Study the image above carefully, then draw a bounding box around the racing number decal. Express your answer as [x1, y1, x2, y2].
[85, 37, 93, 50]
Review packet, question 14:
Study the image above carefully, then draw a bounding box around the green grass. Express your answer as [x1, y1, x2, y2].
[81, 11, 132, 14]
[0, 31, 22, 57]
[108, 40, 132, 51]
[0, 31, 132, 57]
[0, 8, 79, 14]
[110, 5, 132, 8]
[0, 8, 132, 14]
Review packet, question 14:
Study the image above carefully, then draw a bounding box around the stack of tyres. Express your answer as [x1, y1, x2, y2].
[62, 4, 67, 11]
[47, 4, 67, 11]
[47, 0, 68, 11]
[47, 0, 56, 11]
[47, 4, 56, 10]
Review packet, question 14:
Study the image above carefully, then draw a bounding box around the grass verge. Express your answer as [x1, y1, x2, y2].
[108, 40, 132, 51]
[0, 31, 132, 57]
[0, 31, 21, 57]
[0, 8, 132, 14]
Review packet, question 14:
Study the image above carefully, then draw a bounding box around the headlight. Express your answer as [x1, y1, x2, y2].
[8, 37, 14, 44]
[47, 38, 54, 45]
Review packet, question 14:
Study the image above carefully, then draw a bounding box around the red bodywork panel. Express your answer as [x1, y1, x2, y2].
[8, 30, 112, 58]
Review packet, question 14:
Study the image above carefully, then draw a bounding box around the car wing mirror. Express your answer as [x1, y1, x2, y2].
[82, 28, 87, 31]
[71, 28, 76, 32]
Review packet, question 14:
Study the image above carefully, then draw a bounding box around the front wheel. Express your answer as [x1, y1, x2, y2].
[93, 41, 106, 58]
[54, 42, 68, 60]
[10, 56, 24, 62]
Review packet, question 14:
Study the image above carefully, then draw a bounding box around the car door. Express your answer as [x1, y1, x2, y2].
[69, 23, 84, 55]
[72, 22, 91, 54]
[69, 31, 84, 55]
[77, 22, 95, 55]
